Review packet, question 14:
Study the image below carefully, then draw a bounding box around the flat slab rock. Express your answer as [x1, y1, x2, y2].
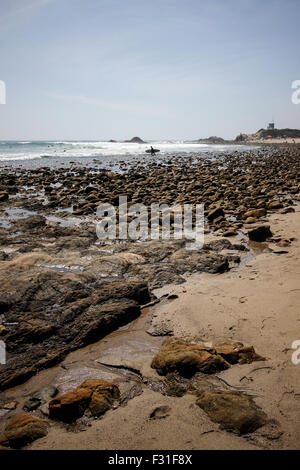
[0, 276, 150, 391]
[196, 390, 268, 435]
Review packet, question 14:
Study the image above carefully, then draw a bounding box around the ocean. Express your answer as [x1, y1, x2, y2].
[0, 140, 256, 170]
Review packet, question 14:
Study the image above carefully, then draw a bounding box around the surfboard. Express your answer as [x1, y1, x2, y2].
[145, 149, 160, 154]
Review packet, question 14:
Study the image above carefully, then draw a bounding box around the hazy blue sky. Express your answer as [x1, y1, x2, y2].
[0, 0, 299, 140]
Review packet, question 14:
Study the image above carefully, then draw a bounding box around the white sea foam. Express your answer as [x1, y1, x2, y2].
[0, 140, 255, 165]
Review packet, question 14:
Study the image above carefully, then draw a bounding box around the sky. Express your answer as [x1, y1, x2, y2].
[0, 0, 299, 140]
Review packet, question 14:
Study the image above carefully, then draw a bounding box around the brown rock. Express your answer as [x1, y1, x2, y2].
[78, 379, 120, 417]
[247, 224, 272, 242]
[0, 414, 49, 449]
[243, 208, 266, 219]
[150, 405, 171, 419]
[244, 217, 257, 224]
[279, 206, 295, 214]
[151, 337, 229, 377]
[49, 388, 92, 423]
[0, 400, 18, 411]
[88, 393, 111, 417]
[214, 341, 266, 364]
[207, 207, 225, 222]
[78, 379, 120, 400]
[268, 200, 283, 210]
[49, 379, 120, 422]
[0, 325, 9, 336]
[196, 390, 268, 434]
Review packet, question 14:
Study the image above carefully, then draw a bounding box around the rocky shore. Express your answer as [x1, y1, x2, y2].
[0, 145, 299, 450]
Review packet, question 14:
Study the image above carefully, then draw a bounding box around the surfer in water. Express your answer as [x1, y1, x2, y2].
[150, 146, 155, 155]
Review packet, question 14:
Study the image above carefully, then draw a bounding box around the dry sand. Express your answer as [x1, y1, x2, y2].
[25, 207, 300, 450]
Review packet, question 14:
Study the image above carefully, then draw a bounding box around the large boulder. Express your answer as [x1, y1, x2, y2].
[0, 414, 49, 449]
[49, 388, 92, 423]
[196, 390, 268, 434]
[151, 337, 230, 377]
[49, 379, 120, 423]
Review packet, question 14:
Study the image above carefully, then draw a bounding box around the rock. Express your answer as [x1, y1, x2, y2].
[7, 318, 57, 346]
[244, 217, 258, 224]
[214, 341, 266, 364]
[23, 385, 58, 411]
[279, 206, 295, 214]
[31, 385, 58, 403]
[0, 400, 18, 411]
[243, 208, 266, 219]
[268, 200, 283, 210]
[17, 215, 46, 230]
[0, 252, 9, 261]
[149, 405, 171, 419]
[23, 398, 41, 412]
[0, 276, 149, 391]
[247, 224, 272, 242]
[277, 239, 290, 247]
[196, 390, 268, 434]
[207, 207, 225, 222]
[0, 414, 49, 448]
[125, 137, 145, 143]
[147, 321, 174, 337]
[49, 388, 92, 423]
[0, 325, 9, 335]
[222, 230, 237, 237]
[0, 192, 9, 202]
[204, 238, 246, 252]
[88, 392, 111, 417]
[78, 378, 120, 400]
[151, 337, 230, 377]
[49, 379, 120, 422]
[254, 420, 283, 440]
[204, 239, 233, 251]
[117, 380, 143, 406]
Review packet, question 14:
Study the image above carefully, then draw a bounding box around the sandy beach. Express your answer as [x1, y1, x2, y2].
[0, 145, 299, 451]
[24, 207, 300, 450]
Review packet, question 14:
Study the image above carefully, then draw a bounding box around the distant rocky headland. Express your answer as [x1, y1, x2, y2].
[236, 127, 300, 142]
